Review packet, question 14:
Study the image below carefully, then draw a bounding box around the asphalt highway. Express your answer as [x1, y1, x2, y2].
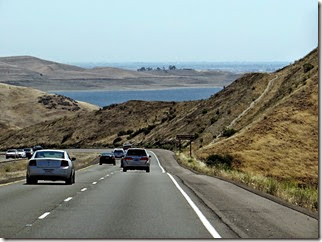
[0, 149, 318, 239]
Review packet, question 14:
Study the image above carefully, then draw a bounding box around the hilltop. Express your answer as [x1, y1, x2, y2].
[0, 56, 240, 91]
[0, 83, 98, 133]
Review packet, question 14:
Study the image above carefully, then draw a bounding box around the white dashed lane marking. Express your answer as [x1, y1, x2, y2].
[92, 182, 97, 184]
[38, 212, 50, 220]
[64, 197, 73, 202]
[81, 188, 87, 192]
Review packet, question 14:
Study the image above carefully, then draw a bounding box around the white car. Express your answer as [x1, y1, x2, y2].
[17, 149, 26, 158]
[26, 149, 76, 184]
[113, 148, 124, 158]
[5, 149, 18, 159]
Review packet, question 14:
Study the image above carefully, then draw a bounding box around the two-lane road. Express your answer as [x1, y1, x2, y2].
[0, 151, 235, 239]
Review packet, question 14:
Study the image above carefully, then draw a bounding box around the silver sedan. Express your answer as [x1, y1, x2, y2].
[26, 149, 76, 185]
[122, 148, 151, 172]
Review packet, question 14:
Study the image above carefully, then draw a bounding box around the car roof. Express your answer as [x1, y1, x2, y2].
[35, 149, 65, 153]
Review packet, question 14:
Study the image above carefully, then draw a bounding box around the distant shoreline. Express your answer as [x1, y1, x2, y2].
[47, 85, 224, 93]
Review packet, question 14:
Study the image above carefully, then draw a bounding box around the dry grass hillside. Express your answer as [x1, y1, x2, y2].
[0, 71, 270, 149]
[0, 49, 317, 154]
[0, 83, 98, 133]
[195, 48, 318, 186]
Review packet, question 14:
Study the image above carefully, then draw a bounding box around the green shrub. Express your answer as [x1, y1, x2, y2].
[126, 129, 134, 135]
[202, 109, 208, 114]
[222, 128, 237, 137]
[205, 154, 233, 169]
[303, 63, 314, 73]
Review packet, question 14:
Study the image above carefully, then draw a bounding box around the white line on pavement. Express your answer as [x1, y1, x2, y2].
[99, 177, 104, 180]
[92, 182, 97, 184]
[81, 188, 87, 192]
[38, 212, 50, 219]
[167, 173, 221, 238]
[64, 197, 73, 202]
[149, 151, 165, 173]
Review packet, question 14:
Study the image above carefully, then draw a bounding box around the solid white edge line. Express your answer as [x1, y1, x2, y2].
[81, 188, 87, 192]
[167, 173, 221, 238]
[64, 197, 73, 202]
[38, 212, 50, 219]
[92, 181, 97, 184]
[149, 151, 165, 173]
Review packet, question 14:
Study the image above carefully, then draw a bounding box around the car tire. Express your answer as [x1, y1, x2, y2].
[113, 162, 116, 166]
[26, 175, 37, 184]
[65, 173, 73, 185]
[72, 172, 76, 184]
[99, 162, 102, 165]
[146, 167, 150, 173]
[123, 168, 127, 172]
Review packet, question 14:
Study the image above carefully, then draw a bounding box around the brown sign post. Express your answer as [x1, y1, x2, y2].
[176, 134, 195, 157]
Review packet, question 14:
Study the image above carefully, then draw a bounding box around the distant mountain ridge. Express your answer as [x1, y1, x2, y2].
[0, 55, 240, 91]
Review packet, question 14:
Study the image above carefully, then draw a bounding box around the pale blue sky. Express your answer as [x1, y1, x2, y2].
[0, 0, 318, 62]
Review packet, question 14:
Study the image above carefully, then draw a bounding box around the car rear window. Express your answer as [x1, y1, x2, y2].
[102, 152, 113, 156]
[126, 149, 147, 156]
[35, 151, 64, 159]
[7, 149, 16, 152]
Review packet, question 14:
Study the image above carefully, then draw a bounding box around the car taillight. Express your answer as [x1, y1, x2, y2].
[29, 160, 36, 166]
[61, 160, 69, 167]
[140, 157, 149, 161]
[124, 157, 133, 161]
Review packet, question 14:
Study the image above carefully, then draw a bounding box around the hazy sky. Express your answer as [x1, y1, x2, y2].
[0, 0, 318, 62]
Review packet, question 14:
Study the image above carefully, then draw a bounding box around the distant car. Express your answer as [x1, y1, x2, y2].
[26, 149, 76, 185]
[122, 143, 132, 151]
[6, 149, 18, 159]
[17, 149, 26, 158]
[113, 148, 124, 158]
[24, 148, 34, 159]
[99, 152, 116, 165]
[32, 145, 43, 151]
[122, 148, 151, 172]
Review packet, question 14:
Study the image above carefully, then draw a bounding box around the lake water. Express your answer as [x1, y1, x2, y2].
[50, 87, 222, 107]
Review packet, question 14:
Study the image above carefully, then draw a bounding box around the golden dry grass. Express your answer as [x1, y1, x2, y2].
[177, 152, 318, 211]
